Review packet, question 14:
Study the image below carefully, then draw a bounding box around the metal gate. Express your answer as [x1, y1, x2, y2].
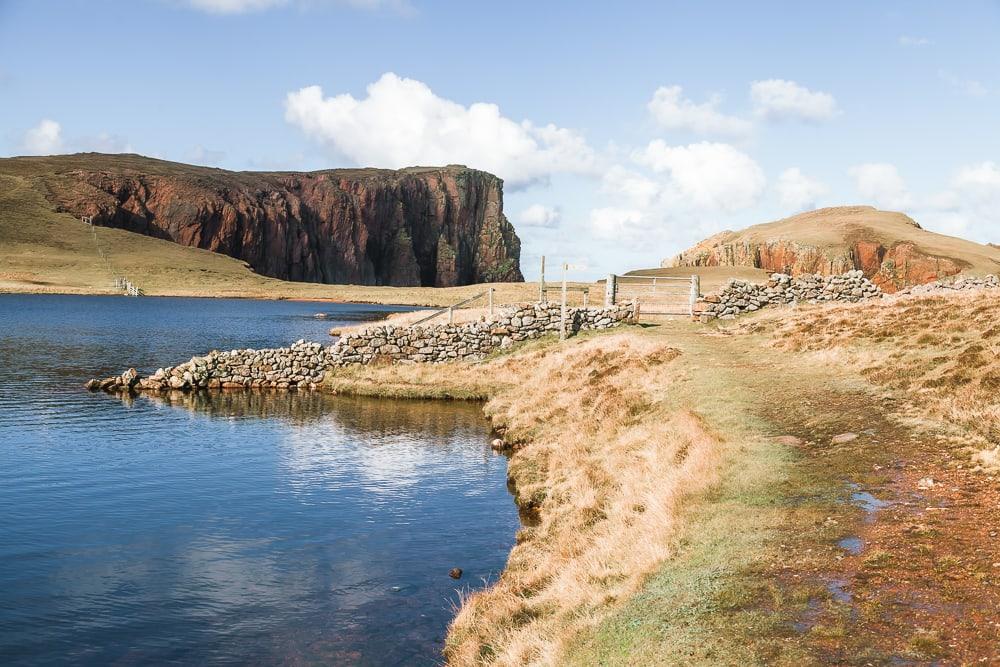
[604, 274, 700, 316]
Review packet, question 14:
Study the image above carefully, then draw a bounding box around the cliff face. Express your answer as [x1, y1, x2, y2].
[665, 206, 1000, 292]
[35, 156, 522, 287]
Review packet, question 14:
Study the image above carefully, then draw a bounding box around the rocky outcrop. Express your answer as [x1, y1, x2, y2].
[86, 303, 635, 393]
[666, 206, 1000, 293]
[33, 154, 522, 286]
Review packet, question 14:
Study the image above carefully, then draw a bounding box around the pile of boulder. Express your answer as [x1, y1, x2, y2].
[701, 270, 881, 320]
[86, 302, 636, 394]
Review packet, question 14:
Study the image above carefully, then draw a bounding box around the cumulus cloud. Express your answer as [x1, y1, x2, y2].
[284, 72, 596, 188]
[20, 119, 63, 155]
[516, 204, 561, 228]
[848, 163, 912, 210]
[775, 167, 828, 212]
[632, 140, 766, 211]
[184, 0, 410, 14]
[898, 35, 931, 47]
[647, 85, 751, 136]
[920, 161, 1000, 241]
[587, 141, 766, 252]
[589, 207, 646, 242]
[750, 79, 839, 122]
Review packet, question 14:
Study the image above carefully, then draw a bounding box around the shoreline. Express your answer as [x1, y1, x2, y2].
[62, 288, 1000, 663]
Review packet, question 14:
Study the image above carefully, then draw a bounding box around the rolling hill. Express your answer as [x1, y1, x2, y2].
[663, 206, 1000, 291]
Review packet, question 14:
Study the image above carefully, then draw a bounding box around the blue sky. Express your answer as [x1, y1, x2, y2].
[3, 1, 999, 279]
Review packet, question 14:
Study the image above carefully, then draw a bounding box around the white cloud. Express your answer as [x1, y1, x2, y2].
[848, 163, 912, 209]
[20, 119, 63, 155]
[898, 35, 931, 47]
[81, 132, 133, 153]
[919, 161, 1000, 240]
[184, 0, 410, 14]
[284, 72, 596, 188]
[647, 85, 751, 136]
[516, 204, 561, 228]
[190, 146, 227, 165]
[590, 207, 646, 242]
[750, 79, 839, 122]
[938, 69, 988, 97]
[775, 167, 828, 212]
[632, 140, 766, 211]
[600, 165, 659, 209]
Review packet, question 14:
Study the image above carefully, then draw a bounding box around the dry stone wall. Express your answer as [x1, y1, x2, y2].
[702, 271, 881, 320]
[86, 303, 635, 394]
[897, 274, 999, 295]
[332, 303, 634, 366]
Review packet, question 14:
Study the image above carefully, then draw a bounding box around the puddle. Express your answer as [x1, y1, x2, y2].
[846, 482, 891, 523]
[838, 536, 864, 555]
[826, 578, 852, 603]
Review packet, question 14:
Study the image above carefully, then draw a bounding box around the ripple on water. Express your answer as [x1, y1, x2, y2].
[0, 295, 518, 666]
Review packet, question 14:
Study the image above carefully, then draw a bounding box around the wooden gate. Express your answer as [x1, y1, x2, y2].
[604, 274, 700, 316]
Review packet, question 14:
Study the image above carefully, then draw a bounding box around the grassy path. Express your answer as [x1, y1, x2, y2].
[322, 311, 998, 664]
[567, 319, 999, 665]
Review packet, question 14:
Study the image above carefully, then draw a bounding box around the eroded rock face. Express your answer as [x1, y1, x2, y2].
[44, 162, 522, 286]
[664, 206, 997, 293]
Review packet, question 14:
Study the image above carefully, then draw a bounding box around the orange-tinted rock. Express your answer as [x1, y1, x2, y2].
[665, 206, 996, 293]
[39, 156, 522, 287]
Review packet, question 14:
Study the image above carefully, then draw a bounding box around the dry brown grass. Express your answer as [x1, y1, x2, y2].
[738, 290, 1000, 470]
[324, 333, 724, 664]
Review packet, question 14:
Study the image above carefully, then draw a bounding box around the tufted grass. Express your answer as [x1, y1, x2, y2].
[738, 290, 1000, 471]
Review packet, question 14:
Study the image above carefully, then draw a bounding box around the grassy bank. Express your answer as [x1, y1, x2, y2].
[325, 290, 1000, 664]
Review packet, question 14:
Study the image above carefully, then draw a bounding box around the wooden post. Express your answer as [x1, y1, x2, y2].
[583, 288, 589, 308]
[652, 277, 657, 295]
[539, 255, 546, 304]
[488, 287, 494, 316]
[448, 306, 454, 325]
[689, 274, 700, 317]
[560, 263, 568, 341]
[604, 274, 617, 306]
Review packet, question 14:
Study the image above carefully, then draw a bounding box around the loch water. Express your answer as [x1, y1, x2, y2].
[0, 295, 520, 666]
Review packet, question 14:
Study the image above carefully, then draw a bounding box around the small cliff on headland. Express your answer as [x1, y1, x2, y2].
[664, 206, 1000, 292]
[4, 153, 522, 287]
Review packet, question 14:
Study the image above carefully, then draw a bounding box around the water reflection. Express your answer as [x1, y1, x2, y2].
[0, 296, 519, 666]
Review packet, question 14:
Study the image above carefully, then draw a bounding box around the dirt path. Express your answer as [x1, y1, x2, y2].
[647, 320, 998, 664]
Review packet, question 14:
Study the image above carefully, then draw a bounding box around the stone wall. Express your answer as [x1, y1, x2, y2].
[332, 303, 634, 366]
[87, 303, 635, 393]
[898, 274, 999, 295]
[701, 271, 881, 320]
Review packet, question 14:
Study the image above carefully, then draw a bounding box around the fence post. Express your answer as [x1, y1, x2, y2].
[583, 288, 588, 308]
[488, 287, 494, 316]
[604, 274, 617, 306]
[539, 255, 546, 304]
[448, 306, 454, 325]
[560, 263, 568, 341]
[689, 274, 700, 317]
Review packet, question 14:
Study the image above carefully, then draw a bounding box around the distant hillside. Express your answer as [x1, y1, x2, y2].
[664, 206, 1000, 292]
[0, 153, 523, 288]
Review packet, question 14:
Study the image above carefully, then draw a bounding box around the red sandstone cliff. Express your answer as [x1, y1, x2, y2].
[664, 206, 1000, 292]
[13, 153, 522, 287]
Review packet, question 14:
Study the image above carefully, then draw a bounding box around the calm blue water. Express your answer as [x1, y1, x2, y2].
[0, 295, 520, 666]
